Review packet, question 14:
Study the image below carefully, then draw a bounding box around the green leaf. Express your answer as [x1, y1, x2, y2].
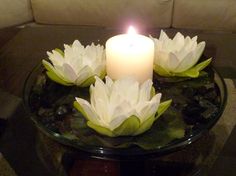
[134, 115, 155, 135]
[46, 71, 72, 86]
[99, 69, 107, 80]
[193, 58, 212, 71]
[154, 58, 212, 78]
[87, 121, 115, 137]
[156, 99, 172, 119]
[42, 59, 72, 86]
[65, 108, 186, 149]
[151, 86, 156, 97]
[173, 58, 212, 78]
[167, 128, 185, 139]
[113, 116, 140, 136]
[73, 101, 89, 121]
[79, 76, 96, 87]
[135, 109, 185, 149]
[55, 48, 64, 57]
[154, 64, 171, 77]
[79, 69, 106, 87]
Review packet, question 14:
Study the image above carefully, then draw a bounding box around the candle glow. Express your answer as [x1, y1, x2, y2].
[105, 26, 154, 83]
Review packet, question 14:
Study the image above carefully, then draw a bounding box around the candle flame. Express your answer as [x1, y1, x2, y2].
[127, 26, 137, 35]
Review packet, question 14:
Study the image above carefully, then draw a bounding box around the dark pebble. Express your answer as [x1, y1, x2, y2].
[205, 83, 215, 90]
[182, 87, 197, 98]
[40, 93, 57, 108]
[40, 115, 55, 124]
[197, 86, 208, 95]
[182, 103, 205, 117]
[29, 93, 41, 111]
[199, 99, 215, 109]
[55, 105, 69, 120]
[182, 103, 206, 125]
[45, 122, 60, 133]
[199, 100, 219, 119]
[38, 107, 54, 117]
[204, 89, 218, 102]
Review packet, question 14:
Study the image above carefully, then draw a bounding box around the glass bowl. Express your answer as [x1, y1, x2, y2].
[23, 65, 227, 159]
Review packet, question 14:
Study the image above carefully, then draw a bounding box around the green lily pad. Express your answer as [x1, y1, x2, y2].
[79, 76, 96, 87]
[134, 108, 185, 149]
[87, 121, 114, 137]
[68, 106, 185, 150]
[156, 99, 172, 119]
[46, 71, 72, 86]
[113, 116, 140, 136]
[154, 58, 212, 78]
[71, 98, 179, 149]
[175, 58, 212, 78]
[133, 115, 155, 135]
[154, 64, 171, 77]
[42, 60, 72, 86]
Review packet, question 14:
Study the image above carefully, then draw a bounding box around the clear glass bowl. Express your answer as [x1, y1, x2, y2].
[23, 65, 227, 159]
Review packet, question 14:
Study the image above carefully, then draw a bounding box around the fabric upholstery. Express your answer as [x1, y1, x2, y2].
[31, 0, 173, 28]
[173, 0, 236, 31]
[0, 0, 33, 29]
[0, 153, 17, 176]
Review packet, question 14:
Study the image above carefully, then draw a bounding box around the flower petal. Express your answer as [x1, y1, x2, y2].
[87, 121, 114, 137]
[167, 52, 180, 71]
[42, 60, 72, 85]
[113, 116, 140, 136]
[75, 98, 100, 125]
[62, 63, 78, 82]
[47, 50, 64, 66]
[159, 30, 169, 41]
[133, 114, 155, 135]
[75, 66, 93, 85]
[194, 41, 206, 64]
[138, 79, 152, 102]
[156, 99, 172, 119]
[173, 51, 194, 72]
[136, 93, 162, 123]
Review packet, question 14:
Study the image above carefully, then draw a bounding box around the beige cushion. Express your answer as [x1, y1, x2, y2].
[0, 153, 17, 176]
[0, 0, 33, 28]
[31, 0, 173, 28]
[172, 0, 236, 31]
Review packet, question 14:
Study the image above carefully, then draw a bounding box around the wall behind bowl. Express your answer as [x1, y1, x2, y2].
[172, 0, 236, 32]
[0, 0, 33, 29]
[30, 0, 174, 29]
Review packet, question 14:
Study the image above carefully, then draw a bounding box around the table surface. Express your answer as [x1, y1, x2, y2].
[0, 26, 236, 176]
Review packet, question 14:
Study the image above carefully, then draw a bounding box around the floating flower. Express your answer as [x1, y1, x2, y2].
[74, 76, 171, 137]
[42, 40, 106, 87]
[152, 30, 212, 78]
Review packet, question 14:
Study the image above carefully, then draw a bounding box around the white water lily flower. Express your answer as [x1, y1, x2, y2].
[42, 40, 106, 87]
[152, 30, 212, 78]
[74, 76, 171, 137]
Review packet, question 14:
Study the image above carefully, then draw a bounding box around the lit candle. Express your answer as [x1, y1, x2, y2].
[106, 26, 154, 83]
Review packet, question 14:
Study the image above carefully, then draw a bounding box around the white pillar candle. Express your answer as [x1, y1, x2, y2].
[106, 26, 154, 83]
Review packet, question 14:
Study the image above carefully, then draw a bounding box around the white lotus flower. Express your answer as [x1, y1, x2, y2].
[42, 40, 106, 87]
[74, 76, 171, 137]
[152, 30, 211, 78]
